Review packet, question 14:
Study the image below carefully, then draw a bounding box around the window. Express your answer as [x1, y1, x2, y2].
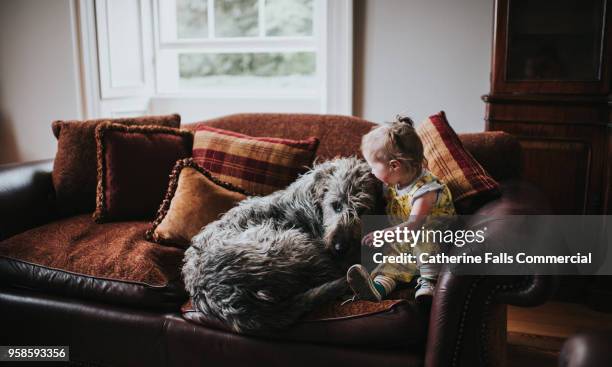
[155, 0, 322, 97]
[83, 0, 352, 121]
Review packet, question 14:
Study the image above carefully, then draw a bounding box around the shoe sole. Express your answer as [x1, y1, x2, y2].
[346, 265, 381, 302]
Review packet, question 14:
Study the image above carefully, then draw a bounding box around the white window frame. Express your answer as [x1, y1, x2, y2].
[153, 0, 324, 98]
[75, 0, 352, 120]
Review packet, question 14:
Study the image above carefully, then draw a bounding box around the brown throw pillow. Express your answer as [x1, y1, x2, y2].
[147, 159, 249, 248]
[416, 111, 500, 212]
[93, 123, 193, 223]
[192, 125, 319, 196]
[52, 114, 181, 216]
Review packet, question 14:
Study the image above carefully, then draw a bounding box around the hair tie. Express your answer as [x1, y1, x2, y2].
[395, 115, 414, 127]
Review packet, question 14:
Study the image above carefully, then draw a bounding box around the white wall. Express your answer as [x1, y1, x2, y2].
[0, 0, 493, 164]
[0, 0, 81, 164]
[354, 0, 493, 132]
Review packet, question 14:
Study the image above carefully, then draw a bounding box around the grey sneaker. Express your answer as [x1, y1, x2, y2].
[346, 264, 382, 302]
[415, 277, 436, 300]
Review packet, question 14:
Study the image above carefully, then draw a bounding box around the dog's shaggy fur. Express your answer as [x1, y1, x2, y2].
[182, 157, 383, 333]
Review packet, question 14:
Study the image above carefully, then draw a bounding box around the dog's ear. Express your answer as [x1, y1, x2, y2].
[312, 161, 337, 185]
[310, 160, 337, 205]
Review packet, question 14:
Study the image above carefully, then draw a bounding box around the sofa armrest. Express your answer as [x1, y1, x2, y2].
[425, 180, 557, 367]
[425, 274, 556, 367]
[0, 159, 57, 240]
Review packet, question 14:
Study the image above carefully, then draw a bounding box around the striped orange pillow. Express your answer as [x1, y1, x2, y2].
[417, 111, 500, 211]
[192, 126, 319, 195]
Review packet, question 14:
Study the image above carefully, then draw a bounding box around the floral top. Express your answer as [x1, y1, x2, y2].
[373, 169, 456, 284]
[384, 169, 456, 223]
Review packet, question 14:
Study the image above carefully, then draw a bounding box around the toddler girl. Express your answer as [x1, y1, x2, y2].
[347, 116, 456, 302]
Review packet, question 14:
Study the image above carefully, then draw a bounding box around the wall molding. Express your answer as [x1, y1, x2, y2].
[323, 0, 353, 115]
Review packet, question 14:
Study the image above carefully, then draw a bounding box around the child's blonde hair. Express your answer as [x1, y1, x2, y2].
[361, 115, 426, 170]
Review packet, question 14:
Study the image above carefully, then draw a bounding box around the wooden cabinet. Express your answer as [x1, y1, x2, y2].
[484, 0, 611, 214]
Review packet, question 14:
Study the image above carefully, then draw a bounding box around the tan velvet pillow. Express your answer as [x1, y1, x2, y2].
[147, 159, 250, 248]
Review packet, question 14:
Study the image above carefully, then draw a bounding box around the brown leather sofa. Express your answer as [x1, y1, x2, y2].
[0, 114, 556, 367]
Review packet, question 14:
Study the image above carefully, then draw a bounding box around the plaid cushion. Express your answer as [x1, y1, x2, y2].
[193, 126, 319, 195]
[417, 111, 500, 209]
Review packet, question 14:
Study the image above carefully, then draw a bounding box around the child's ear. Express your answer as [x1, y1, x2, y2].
[388, 159, 400, 170]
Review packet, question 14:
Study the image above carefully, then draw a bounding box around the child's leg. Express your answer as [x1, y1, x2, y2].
[373, 274, 397, 296]
[415, 243, 441, 299]
[347, 241, 415, 301]
[347, 264, 397, 302]
[418, 263, 441, 282]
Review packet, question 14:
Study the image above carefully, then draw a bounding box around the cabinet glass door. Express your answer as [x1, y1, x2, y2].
[507, 0, 605, 81]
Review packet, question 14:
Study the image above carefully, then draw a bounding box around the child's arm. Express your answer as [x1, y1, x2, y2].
[394, 190, 437, 232]
[361, 191, 437, 247]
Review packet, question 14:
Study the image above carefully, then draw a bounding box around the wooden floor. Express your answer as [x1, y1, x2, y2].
[506, 301, 612, 367]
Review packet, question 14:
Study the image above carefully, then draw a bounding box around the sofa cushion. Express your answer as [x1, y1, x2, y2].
[52, 114, 181, 216]
[188, 113, 375, 161]
[147, 158, 249, 248]
[0, 215, 187, 310]
[181, 287, 428, 347]
[417, 111, 501, 213]
[188, 114, 517, 180]
[93, 123, 193, 222]
[192, 125, 319, 195]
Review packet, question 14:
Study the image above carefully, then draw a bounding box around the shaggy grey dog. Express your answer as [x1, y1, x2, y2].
[182, 157, 383, 333]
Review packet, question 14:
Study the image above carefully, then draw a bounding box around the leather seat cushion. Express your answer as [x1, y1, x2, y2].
[0, 214, 187, 309]
[181, 287, 429, 347]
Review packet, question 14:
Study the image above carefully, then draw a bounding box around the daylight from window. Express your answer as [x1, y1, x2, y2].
[168, 0, 316, 92]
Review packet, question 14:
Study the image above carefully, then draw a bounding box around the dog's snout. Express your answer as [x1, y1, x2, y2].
[333, 242, 349, 256]
[330, 230, 355, 257]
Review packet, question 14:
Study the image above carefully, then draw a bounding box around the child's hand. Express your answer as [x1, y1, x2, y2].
[361, 231, 376, 247]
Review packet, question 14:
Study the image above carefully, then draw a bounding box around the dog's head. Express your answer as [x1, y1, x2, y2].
[311, 157, 383, 259]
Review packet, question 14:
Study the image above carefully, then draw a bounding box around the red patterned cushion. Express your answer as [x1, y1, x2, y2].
[192, 126, 319, 195]
[94, 123, 193, 222]
[417, 111, 500, 211]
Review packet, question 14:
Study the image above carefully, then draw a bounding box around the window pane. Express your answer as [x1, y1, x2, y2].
[265, 0, 313, 36]
[179, 52, 316, 89]
[177, 0, 208, 39]
[215, 0, 259, 37]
